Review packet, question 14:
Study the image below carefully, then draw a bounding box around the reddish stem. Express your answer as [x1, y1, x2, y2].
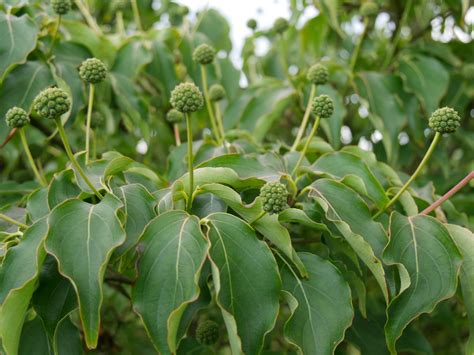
[0, 128, 18, 149]
[420, 171, 474, 215]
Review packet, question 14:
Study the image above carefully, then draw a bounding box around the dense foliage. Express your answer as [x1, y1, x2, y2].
[0, 0, 473, 354]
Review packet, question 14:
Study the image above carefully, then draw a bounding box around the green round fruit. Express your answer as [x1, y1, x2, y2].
[33, 87, 71, 120]
[193, 44, 216, 65]
[166, 109, 184, 123]
[273, 17, 289, 34]
[209, 84, 226, 102]
[51, 0, 71, 15]
[79, 58, 108, 84]
[360, 2, 379, 17]
[90, 112, 105, 128]
[170, 82, 204, 113]
[428, 107, 461, 134]
[307, 63, 329, 85]
[312, 95, 334, 118]
[247, 18, 257, 30]
[5, 107, 30, 129]
[196, 320, 219, 346]
[259, 181, 289, 214]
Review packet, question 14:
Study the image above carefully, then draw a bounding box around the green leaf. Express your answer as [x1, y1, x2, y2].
[53, 317, 82, 355]
[313, 0, 344, 38]
[281, 252, 353, 354]
[278, 208, 328, 233]
[18, 317, 51, 355]
[26, 188, 49, 222]
[0, 218, 48, 355]
[32, 257, 77, 341]
[308, 179, 389, 302]
[307, 151, 389, 209]
[446, 224, 474, 355]
[191, 192, 227, 218]
[0, 13, 38, 81]
[200, 183, 307, 277]
[47, 170, 82, 209]
[113, 183, 156, 258]
[319, 84, 347, 149]
[44, 194, 125, 349]
[0, 61, 54, 142]
[132, 211, 209, 354]
[384, 213, 462, 354]
[206, 213, 280, 355]
[355, 72, 406, 163]
[113, 39, 153, 79]
[196, 9, 232, 52]
[398, 55, 449, 114]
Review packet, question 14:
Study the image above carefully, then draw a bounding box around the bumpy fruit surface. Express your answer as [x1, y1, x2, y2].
[166, 109, 184, 123]
[273, 17, 289, 34]
[90, 112, 105, 128]
[196, 320, 219, 345]
[307, 63, 329, 85]
[5, 107, 30, 128]
[360, 2, 379, 17]
[209, 84, 226, 102]
[79, 58, 108, 84]
[33, 88, 71, 120]
[260, 181, 289, 214]
[193, 44, 216, 65]
[170, 83, 204, 113]
[51, 0, 71, 15]
[247, 19, 257, 30]
[428, 107, 461, 134]
[312, 95, 334, 118]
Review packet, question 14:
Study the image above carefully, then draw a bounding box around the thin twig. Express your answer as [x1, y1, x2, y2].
[420, 171, 474, 215]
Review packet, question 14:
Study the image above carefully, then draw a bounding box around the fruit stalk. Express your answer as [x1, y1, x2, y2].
[214, 101, 225, 142]
[19, 128, 47, 187]
[292, 115, 321, 176]
[291, 85, 316, 151]
[173, 124, 181, 146]
[55, 118, 103, 199]
[131, 0, 143, 31]
[200, 65, 222, 142]
[48, 15, 62, 56]
[185, 114, 194, 211]
[349, 16, 369, 74]
[85, 83, 95, 164]
[74, 0, 102, 35]
[374, 132, 441, 218]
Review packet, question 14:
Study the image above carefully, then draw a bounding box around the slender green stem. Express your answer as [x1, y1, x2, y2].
[85, 84, 95, 165]
[92, 130, 97, 160]
[116, 10, 125, 37]
[19, 128, 47, 187]
[74, 0, 102, 35]
[55, 118, 103, 199]
[291, 115, 321, 176]
[48, 15, 61, 57]
[349, 17, 369, 74]
[173, 123, 181, 146]
[291, 85, 316, 151]
[278, 34, 290, 81]
[382, 0, 413, 69]
[374, 132, 441, 218]
[0, 213, 28, 229]
[131, 0, 143, 31]
[185, 114, 194, 211]
[249, 210, 266, 225]
[200, 65, 222, 142]
[214, 102, 225, 141]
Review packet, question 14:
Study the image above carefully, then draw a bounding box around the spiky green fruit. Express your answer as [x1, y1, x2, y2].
[312, 95, 334, 119]
[273, 17, 289, 34]
[260, 181, 289, 214]
[33, 87, 71, 120]
[209, 84, 226, 102]
[166, 109, 184, 123]
[360, 2, 379, 17]
[193, 44, 216, 65]
[247, 18, 257, 30]
[307, 63, 329, 85]
[196, 320, 219, 345]
[79, 58, 107, 84]
[51, 0, 71, 15]
[5, 107, 30, 128]
[170, 82, 204, 113]
[428, 107, 461, 134]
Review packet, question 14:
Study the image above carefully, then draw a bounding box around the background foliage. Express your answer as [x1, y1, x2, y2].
[0, 0, 473, 354]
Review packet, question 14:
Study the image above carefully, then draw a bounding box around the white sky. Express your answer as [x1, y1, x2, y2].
[179, 0, 291, 63]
